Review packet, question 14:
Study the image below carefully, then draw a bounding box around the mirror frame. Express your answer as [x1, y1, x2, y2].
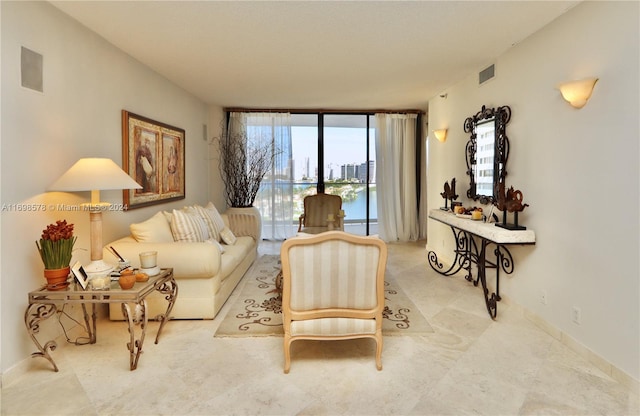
[464, 105, 511, 205]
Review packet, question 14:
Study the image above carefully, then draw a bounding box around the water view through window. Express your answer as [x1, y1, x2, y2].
[291, 114, 377, 235]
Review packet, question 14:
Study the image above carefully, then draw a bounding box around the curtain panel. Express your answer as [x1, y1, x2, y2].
[228, 112, 294, 240]
[374, 113, 419, 242]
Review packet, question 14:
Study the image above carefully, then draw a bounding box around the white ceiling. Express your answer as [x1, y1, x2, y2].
[50, 1, 579, 111]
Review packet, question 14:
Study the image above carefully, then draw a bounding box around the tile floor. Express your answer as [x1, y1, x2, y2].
[2, 240, 638, 415]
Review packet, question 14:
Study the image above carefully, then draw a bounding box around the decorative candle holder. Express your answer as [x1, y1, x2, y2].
[88, 274, 111, 290]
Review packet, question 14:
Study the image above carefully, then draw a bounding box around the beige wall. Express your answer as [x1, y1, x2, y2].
[0, 1, 222, 373]
[427, 1, 638, 382]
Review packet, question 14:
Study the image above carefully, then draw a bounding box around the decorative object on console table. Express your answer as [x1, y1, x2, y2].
[121, 110, 186, 209]
[36, 220, 77, 290]
[47, 158, 142, 278]
[439, 177, 459, 210]
[495, 183, 529, 230]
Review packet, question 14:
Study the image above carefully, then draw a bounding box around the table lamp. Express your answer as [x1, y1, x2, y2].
[47, 158, 142, 275]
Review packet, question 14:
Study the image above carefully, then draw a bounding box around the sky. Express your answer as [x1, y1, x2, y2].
[291, 126, 375, 180]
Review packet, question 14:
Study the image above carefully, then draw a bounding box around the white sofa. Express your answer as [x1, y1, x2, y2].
[104, 204, 261, 320]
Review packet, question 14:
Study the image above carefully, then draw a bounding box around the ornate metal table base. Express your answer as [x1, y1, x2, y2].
[122, 301, 147, 371]
[25, 269, 176, 371]
[24, 303, 60, 371]
[428, 210, 534, 320]
[428, 227, 513, 319]
[153, 278, 178, 344]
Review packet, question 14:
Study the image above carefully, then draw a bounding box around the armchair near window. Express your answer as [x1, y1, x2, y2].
[298, 193, 343, 234]
[280, 231, 388, 373]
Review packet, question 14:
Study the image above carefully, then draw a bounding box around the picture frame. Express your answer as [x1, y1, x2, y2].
[71, 261, 88, 290]
[122, 110, 185, 210]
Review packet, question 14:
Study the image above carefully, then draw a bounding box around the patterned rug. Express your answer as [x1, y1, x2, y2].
[215, 254, 433, 337]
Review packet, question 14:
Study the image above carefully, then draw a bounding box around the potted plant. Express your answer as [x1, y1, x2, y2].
[36, 220, 77, 290]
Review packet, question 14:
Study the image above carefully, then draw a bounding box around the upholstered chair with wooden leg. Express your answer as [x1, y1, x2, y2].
[297, 192, 343, 233]
[280, 231, 388, 373]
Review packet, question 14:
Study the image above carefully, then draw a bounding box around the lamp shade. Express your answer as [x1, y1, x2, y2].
[46, 158, 142, 277]
[47, 158, 141, 192]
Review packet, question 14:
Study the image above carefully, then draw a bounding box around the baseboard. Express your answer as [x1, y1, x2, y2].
[500, 294, 639, 393]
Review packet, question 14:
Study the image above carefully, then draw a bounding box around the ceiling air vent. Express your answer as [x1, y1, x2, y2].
[479, 64, 495, 85]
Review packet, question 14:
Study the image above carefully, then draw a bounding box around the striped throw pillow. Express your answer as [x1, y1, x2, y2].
[170, 208, 209, 242]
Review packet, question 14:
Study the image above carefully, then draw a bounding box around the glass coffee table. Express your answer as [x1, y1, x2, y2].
[25, 268, 177, 371]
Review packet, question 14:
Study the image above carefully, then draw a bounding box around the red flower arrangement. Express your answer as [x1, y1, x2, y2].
[36, 220, 77, 269]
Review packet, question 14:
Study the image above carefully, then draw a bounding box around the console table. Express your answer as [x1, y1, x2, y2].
[428, 209, 535, 319]
[25, 268, 177, 371]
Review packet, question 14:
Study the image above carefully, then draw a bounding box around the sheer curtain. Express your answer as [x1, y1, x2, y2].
[228, 112, 294, 240]
[375, 113, 419, 242]
[418, 118, 428, 239]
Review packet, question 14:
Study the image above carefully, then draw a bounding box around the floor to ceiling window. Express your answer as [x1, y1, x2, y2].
[291, 113, 377, 236]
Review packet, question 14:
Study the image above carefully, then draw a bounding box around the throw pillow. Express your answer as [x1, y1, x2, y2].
[130, 211, 174, 243]
[170, 208, 210, 242]
[204, 202, 226, 234]
[193, 204, 222, 242]
[219, 227, 237, 245]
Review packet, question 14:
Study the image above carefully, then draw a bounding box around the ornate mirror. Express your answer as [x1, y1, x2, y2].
[465, 105, 511, 205]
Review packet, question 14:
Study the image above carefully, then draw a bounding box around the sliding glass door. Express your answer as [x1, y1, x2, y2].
[291, 113, 377, 235]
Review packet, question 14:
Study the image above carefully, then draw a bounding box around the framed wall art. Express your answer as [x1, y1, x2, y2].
[122, 110, 185, 209]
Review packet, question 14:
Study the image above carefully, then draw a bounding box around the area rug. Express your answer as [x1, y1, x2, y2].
[215, 254, 433, 337]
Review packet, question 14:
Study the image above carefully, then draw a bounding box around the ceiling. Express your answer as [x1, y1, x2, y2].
[50, 1, 580, 111]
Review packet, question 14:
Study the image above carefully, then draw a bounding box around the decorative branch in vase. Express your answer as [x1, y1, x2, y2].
[212, 120, 281, 208]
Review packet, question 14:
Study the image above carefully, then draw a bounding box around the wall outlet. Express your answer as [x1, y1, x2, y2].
[571, 306, 582, 325]
[539, 290, 547, 305]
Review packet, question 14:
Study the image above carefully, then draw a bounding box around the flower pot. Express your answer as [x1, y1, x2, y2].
[44, 266, 70, 291]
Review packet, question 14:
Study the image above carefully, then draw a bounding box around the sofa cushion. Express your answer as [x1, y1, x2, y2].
[219, 235, 254, 280]
[170, 208, 210, 242]
[130, 211, 174, 243]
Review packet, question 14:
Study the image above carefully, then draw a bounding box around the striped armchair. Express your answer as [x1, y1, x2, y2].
[297, 193, 343, 233]
[280, 231, 388, 373]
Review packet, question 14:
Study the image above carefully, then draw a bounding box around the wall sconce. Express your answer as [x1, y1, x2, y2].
[433, 129, 448, 143]
[557, 77, 598, 109]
